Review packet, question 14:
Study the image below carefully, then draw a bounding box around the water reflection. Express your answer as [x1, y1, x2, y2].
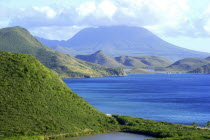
[64, 132, 154, 140]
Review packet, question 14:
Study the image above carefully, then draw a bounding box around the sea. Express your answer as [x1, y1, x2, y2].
[63, 74, 210, 125]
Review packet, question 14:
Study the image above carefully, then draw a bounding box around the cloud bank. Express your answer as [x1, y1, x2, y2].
[1, 0, 210, 40]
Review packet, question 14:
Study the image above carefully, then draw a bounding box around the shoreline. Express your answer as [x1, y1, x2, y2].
[2, 115, 210, 140]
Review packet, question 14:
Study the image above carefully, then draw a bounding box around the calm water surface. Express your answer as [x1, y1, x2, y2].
[63, 74, 210, 125]
[64, 132, 154, 140]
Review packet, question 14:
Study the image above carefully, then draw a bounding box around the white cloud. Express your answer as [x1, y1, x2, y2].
[76, 2, 96, 17]
[202, 5, 210, 35]
[5, 0, 210, 39]
[98, 0, 117, 17]
[30, 26, 86, 40]
[33, 6, 57, 18]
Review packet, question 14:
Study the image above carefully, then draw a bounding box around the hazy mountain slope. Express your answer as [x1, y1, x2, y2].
[127, 68, 155, 74]
[115, 55, 171, 68]
[0, 26, 126, 78]
[115, 56, 148, 67]
[37, 26, 210, 61]
[164, 58, 210, 71]
[76, 50, 124, 68]
[76, 51, 172, 68]
[133, 56, 172, 67]
[188, 64, 210, 74]
[0, 51, 119, 137]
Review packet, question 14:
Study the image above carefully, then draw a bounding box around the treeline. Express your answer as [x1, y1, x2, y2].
[113, 115, 210, 140]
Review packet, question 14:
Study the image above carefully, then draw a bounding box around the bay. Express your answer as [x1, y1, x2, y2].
[63, 74, 210, 125]
[64, 132, 154, 140]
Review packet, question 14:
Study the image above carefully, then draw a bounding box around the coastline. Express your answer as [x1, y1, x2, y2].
[2, 115, 210, 140]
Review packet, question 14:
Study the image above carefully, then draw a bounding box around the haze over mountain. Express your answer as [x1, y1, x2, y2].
[0, 26, 126, 78]
[164, 58, 210, 71]
[36, 26, 210, 61]
[76, 50, 172, 68]
[0, 51, 119, 136]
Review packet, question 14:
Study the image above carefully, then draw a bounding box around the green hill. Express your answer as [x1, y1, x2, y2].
[164, 58, 210, 71]
[188, 64, 210, 74]
[76, 51, 172, 68]
[0, 51, 119, 137]
[0, 26, 126, 78]
[76, 50, 124, 68]
[126, 68, 155, 74]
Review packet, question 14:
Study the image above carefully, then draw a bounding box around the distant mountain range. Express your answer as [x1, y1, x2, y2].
[76, 50, 172, 68]
[36, 26, 210, 61]
[0, 26, 126, 78]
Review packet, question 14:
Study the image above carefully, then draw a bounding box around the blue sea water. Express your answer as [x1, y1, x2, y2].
[63, 74, 210, 125]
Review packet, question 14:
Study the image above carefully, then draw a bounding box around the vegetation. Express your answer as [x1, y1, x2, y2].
[76, 50, 172, 69]
[113, 115, 210, 140]
[126, 68, 155, 74]
[1, 50, 210, 140]
[164, 58, 210, 71]
[76, 50, 124, 68]
[0, 51, 120, 139]
[188, 63, 210, 74]
[0, 26, 126, 78]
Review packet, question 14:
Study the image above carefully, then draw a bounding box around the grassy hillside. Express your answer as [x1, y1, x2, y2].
[127, 68, 155, 74]
[114, 55, 171, 68]
[76, 50, 124, 68]
[0, 51, 120, 138]
[133, 56, 172, 67]
[0, 26, 126, 78]
[76, 51, 172, 68]
[164, 58, 210, 71]
[188, 64, 210, 74]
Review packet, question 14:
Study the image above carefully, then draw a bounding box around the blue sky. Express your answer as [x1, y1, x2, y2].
[1, 0, 210, 53]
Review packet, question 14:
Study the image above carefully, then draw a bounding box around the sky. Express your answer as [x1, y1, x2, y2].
[1, 0, 210, 52]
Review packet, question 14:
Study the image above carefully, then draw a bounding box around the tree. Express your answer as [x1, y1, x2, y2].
[204, 123, 207, 128]
[207, 121, 210, 127]
[193, 122, 198, 127]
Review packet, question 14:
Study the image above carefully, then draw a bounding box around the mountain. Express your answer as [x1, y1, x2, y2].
[0, 26, 126, 78]
[36, 26, 210, 61]
[126, 68, 155, 74]
[188, 64, 210, 74]
[76, 50, 124, 68]
[0, 51, 119, 137]
[76, 50, 172, 68]
[164, 58, 210, 71]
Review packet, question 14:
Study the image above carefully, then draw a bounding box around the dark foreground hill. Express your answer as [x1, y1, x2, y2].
[1, 51, 210, 140]
[0, 51, 119, 137]
[37, 26, 210, 61]
[76, 50, 172, 68]
[0, 26, 125, 78]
